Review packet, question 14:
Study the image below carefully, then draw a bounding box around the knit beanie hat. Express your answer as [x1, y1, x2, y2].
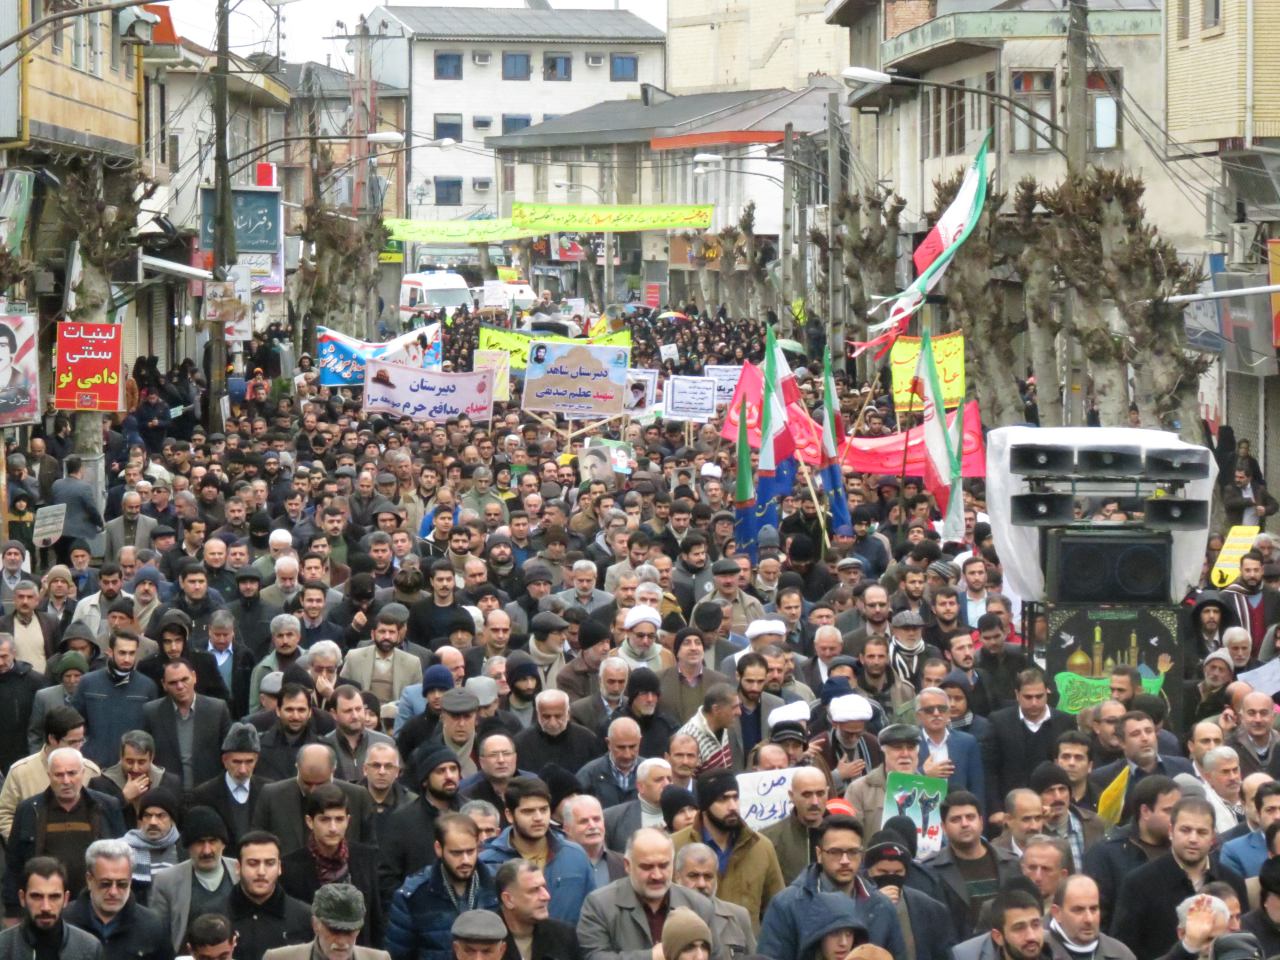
[625, 667, 662, 700]
[660, 785, 698, 832]
[181, 805, 230, 846]
[139, 787, 180, 823]
[661, 908, 713, 960]
[695, 770, 738, 811]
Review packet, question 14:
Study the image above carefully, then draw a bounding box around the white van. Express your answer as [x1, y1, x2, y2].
[400, 271, 471, 325]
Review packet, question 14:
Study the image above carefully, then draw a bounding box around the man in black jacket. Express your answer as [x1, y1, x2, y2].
[61, 838, 171, 960]
[0, 637, 45, 775]
[143, 659, 232, 793]
[1082, 774, 1180, 931]
[985, 668, 1073, 819]
[228, 831, 312, 960]
[280, 784, 383, 948]
[496, 859, 583, 960]
[189, 722, 266, 848]
[378, 745, 461, 900]
[1112, 796, 1248, 958]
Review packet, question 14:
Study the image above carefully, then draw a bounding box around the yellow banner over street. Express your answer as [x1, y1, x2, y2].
[1211, 525, 1260, 587]
[511, 202, 714, 233]
[478, 325, 632, 370]
[383, 218, 542, 244]
[890, 331, 966, 411]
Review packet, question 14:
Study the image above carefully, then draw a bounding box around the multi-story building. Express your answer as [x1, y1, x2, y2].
[367, 4, 665, 220]
[826, 0, 1206, 251]
[667, 0, 847, 94]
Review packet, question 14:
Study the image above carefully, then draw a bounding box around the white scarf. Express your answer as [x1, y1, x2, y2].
[1049, 918, 1099, 957]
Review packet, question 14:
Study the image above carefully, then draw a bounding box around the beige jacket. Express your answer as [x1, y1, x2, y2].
[0, 749, 101, 838]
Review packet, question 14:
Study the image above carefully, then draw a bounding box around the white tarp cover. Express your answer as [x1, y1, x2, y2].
[986, 426, 1217, 604]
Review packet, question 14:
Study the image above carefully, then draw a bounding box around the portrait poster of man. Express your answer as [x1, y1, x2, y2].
[0, 314, 38, 426]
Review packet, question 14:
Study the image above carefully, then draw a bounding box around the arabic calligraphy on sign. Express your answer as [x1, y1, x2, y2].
[889, 331, 966, 411]
[521, 341, 630, 418]
[362, 359, 495, 423]
[54, 323, 123, 412]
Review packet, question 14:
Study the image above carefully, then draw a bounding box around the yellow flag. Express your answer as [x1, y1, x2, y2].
[1097, 765, 1130, 828]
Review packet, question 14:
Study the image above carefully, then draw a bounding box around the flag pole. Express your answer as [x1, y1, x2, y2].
[802, 465, 830, 551]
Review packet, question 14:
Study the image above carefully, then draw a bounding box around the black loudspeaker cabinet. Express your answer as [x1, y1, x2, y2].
[1043, 528, 1172, 603]
[1010, 445, 1076, 476]
[1011, 493, 1076, 526]
[1143, 497, 1209, 530]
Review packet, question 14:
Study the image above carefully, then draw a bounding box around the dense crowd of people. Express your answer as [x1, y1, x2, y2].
[7, 303, 1280, 960]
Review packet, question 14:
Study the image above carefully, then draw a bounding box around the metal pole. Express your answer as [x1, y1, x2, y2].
[827, 91, 840, 347]
[209, 0, 233, 432]
[603, 158, 615, 310]
[781, 123, 794, 324]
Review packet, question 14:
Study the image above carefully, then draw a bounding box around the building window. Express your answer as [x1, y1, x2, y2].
[1177, 0, 1190, 38]
[158, 82, 168, 163]
[944, 83, 966, 156]
[503, 52, 531, 80]
[1203, 0, 1221, 28]
[109, 11, 121, 71]
[168, 135, 180, 175]
[502, 115, 531, 135]
[472, 116, 493, 130]
[1087, 71, 1122, 151]
[985, 71, 999, 152]
[434, 113, 463, 142]
[931, 89, 943, 158]
[610, 54, 638, 82]
[1010, 70, 1056, 153]
[434, 177, 462, 206]
[88, 11, 101, 75]
[920, 89, 933, 159]
[71, 13, 85, 69]
[543, 54, 571, 81]
[435, 53, 462, 79]
[143, 76, 152, 157]
[502, 159, 516, 193]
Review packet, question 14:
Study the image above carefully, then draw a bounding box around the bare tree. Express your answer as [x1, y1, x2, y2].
[1007, 178, 1064, 427]
[836, 188, 907, 338]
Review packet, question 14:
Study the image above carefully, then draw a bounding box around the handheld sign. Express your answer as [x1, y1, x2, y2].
[1211, 525, 1260, 587]
[32, 504, 66, 548]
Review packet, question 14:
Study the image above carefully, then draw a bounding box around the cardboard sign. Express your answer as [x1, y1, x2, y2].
[665, 376, 717, 422]
[890, 331, 966, 411]
[521, 341, 631, 418]
[482, 281, 507, 308]
[54, 323, 123, 411]
[1211, 525, 1261, 587]
[884, 772, 949, 856]
[32, 504, 66, 547]
[705, 365, 743, 405]
[472, 349, 511, 402]
[624, 368, 658, 415]
[659, 343, 680, 363]
[0, 313, 39, 426]
[737, 767, 797, 832]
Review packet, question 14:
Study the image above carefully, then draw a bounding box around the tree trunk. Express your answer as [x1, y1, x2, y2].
[1026, 306, 1064, 427]
[474, 243, 497, 280]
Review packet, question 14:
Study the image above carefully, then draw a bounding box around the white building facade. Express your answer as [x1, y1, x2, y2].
[368, 6, 666, 221]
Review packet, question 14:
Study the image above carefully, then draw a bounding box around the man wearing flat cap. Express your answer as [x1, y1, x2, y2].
[450, 909, 508, 960]
[887, 610, 940, 690]
[845, 723, 928, 836]
[263, 882, 390, 960]
[527, 611, 569, 689]
[706, 558, 764, 636]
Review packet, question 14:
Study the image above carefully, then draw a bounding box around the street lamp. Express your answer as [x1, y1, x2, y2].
[552, 180, 612, 308]
[840, 65, 1068, 149]
[365, 131, 405, 146]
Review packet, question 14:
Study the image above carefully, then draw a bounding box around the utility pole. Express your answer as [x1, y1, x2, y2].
[351, 16, 379, 339]
[1063, 0, 1089, 421]
[1065, 0, 1089, 178]
[602, 157, 615, 311]
[826, 90, 841, 348]
[781, 122, 794, 331]
[209, 0, 233, 432]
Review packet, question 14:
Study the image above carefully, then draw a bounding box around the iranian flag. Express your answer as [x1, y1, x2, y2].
[757, 325, 797, 503]
[858, 135, 991, 353]
[913, 330, 964, 540]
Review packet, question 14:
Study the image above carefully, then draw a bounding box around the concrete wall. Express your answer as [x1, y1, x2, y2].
[666, 0, 846, 94]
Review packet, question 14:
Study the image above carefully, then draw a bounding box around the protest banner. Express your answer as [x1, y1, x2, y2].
[522, 341, 630, 418]
[705, 364, 742, 405]
[482, 281, 506, 308]
[205, 265, 253, 341]
[0, 313, 39, 426]
[512, 201, 715, 233]
[54, 322, 124, 411]
[644, 283, 662, 308]
[659, 343, 679, 363]
[737, 768, 797, 832]
[383, 218, 541, 244]
[316, 325, 442, 385]
[884, 772, 949, 856]
[890, 331, 966, 410]
[362, 359, 495, 422]
[665, 376, 717, 422]
[839, 401, 987, 477]
[1211, 525, 1260, 587]
[625, 368, 658, 415]
[32, 504, 66, 548]
[472, 349, 511, 401]
[477, 325, 631, 370]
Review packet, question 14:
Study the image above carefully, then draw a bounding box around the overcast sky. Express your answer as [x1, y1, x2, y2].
[164, 0, 666, 74]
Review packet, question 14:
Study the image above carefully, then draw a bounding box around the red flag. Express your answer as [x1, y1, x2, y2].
[838, 402, 986, 477]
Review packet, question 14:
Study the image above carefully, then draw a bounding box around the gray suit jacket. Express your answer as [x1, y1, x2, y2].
[251, 777, 377, 856]
[339, 645, 423, 702]
[51, 476, 104, 540]
[102, 514, 157, 561]
[711, 895, 757, 958]
[577, 877, 726, 960]
[149, 856, 239, 950]
[603, 799, 642, 854]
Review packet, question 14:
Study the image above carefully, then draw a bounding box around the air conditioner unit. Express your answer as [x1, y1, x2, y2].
[1229, 222, 1260, 265]
[473, 51, 491, 65]
[472, 116, 493, 129]
[473, 177, 492, 191]
[586, 54, 604, 67]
